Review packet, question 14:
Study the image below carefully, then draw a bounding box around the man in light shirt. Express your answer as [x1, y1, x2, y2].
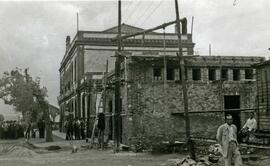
[241, 112, 257, 142]
[217, 114, 242, 166]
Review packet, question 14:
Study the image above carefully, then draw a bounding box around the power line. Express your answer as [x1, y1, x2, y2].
[138, 1, 163, 27]
[233, 0, 237, 6]
[133, 1, 155, 26]
[123, 1, 143, 24]
[122, 0, 134, 13]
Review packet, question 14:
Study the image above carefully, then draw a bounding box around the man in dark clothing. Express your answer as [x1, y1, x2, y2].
[38, 119, 45, 138]
[80, 118, 85, 140]
[97, 113, 105, 149]
[67, 119, 74, 140]
[74, 118, 81, 140]
[25, 122, 31, 142]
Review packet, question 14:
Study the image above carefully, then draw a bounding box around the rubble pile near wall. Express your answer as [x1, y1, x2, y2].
[163, 156, 213, 166]
[0, 144, 38, 157]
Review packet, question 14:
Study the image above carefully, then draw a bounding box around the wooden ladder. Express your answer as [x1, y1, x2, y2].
[89, 90, 104, 148]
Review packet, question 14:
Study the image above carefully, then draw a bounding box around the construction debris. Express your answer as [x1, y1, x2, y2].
[164, 156, 211, 166]
[208, 144, 221, 163]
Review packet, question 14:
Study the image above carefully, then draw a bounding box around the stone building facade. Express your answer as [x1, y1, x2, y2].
[58, 23, 194, 135]
[104, 55, 264, 147]
[254, 61, 270, 132]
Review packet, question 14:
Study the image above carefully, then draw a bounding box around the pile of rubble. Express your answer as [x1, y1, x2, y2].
[164, 156, 211, 166]
[162, 144, 223, 166]
[207, 144, 222, 163]
[0, 144, 38, 158]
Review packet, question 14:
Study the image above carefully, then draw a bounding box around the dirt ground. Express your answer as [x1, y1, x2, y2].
[0, 138, 270, 166]
[0, 149, 183, 166]
[0, 138, 184, 166]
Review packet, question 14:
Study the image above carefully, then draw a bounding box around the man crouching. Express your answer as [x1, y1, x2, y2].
[216, 114, 242, 166]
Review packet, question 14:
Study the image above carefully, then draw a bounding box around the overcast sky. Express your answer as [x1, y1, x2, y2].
[0, 0, 270, 118]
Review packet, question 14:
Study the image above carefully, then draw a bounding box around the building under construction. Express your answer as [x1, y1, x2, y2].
[103, 55, 264, 147]
[254, 61, 270, 141]
[58, 18, 270, 148]
[58, 22, 194, 137]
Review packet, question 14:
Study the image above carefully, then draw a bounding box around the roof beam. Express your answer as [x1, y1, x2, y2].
[111, 19, 186, 42]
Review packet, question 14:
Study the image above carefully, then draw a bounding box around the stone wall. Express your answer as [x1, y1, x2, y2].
[103, 56, 263, 148]
[124, 56, 260, 147]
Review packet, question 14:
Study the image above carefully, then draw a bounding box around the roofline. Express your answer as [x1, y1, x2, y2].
[252, 60, 270, 68]
[102, 23, 146, 32]
[49, 104, 59, 110]
[77, 29, 184, 36]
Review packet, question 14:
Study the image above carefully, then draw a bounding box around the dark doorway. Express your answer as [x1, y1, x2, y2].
[224, 95, 241, 141]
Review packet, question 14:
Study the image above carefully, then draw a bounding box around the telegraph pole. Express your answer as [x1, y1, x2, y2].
[174, 0, 195, 159]
[114, 0, 122, 153]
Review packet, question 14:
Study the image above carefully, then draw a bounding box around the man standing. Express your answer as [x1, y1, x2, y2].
[216, 114, 242, 166]
[97, 112, 105, 149]
[80, 118, 85, 140]
[25, 122, 31, 142]
[37, 119, 45, 138]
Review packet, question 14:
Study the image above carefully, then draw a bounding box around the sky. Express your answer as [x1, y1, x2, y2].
[0, 0, 270, 119]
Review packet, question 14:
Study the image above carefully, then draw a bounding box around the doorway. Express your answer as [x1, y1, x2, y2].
[224, 95, 241, 131]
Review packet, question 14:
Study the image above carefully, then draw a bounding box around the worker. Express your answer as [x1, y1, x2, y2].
[216, 114, 242, 166]
[241, 112, 257, 143]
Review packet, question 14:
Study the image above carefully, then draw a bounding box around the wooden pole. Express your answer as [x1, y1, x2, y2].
[77, 12, 79, 32]
[111, 19, 186, 41]
[114, 0, 121, 153]
[191, 16, 194, 35]
[209, 44, 212, 56]
[174, 0, 195, 159]
[265, 70, 269, 112]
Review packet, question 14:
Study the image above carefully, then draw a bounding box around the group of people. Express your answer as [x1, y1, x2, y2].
[24, 119, 46, 141]
[64, 113, 106, 148]
[0, 119, 46, 141]
[216, 112, 257, 166]
[64, 118, 86, 140]
[0, 121, 24, 139]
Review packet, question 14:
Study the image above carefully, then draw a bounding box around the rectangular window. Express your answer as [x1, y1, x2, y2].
[192, 68, 201, 81]
[153, 68, 162, 80]
[233, 69, 240, 81]
[245, 69, 253, 79]
[208, 69, 216, 81]
[221, 69, 228, 80]
[167, 68, 175, 80]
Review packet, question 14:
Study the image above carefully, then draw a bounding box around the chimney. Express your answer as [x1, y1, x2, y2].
[66, 36, 71, 52]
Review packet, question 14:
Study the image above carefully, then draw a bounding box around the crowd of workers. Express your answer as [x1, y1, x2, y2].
[0, 121, 24, 139]
[64, 118, 86, 140]
[0, 119, 46, 140]
[64, 113, 106, 142]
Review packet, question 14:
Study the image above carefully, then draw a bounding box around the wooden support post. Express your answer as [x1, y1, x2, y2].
[174, 0, 195, 160]
[114, 0, 121, 153]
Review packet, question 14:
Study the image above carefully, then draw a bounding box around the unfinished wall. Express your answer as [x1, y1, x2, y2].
[124, 56, 260, 147]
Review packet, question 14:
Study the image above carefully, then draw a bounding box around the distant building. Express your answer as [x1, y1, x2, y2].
[58, 23, 194, 134]
[48, 104, 60, 123]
